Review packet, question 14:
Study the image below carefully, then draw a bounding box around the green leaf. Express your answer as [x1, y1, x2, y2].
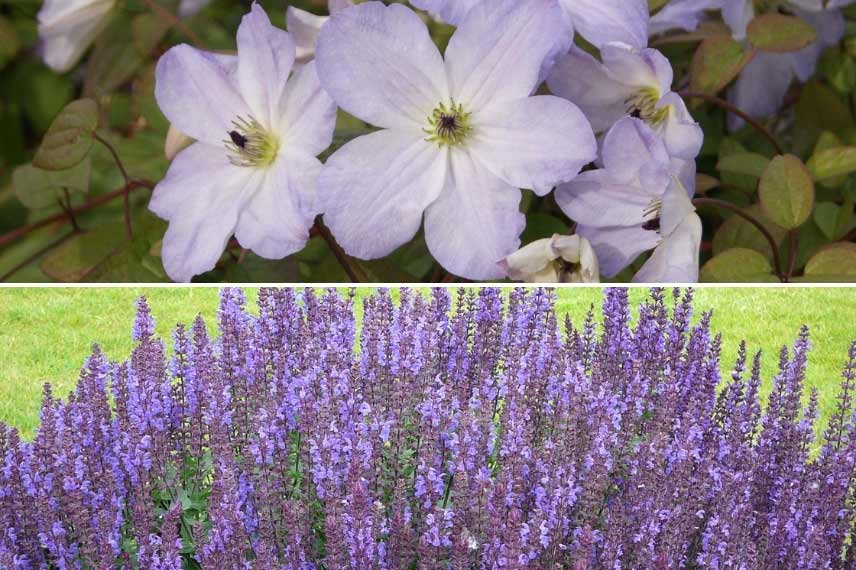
[746, 13, 816, 53]
[0, 16, 21, 70]
[13, 159, 91, 210]
[806, 146, 856, 181]
[813, 199, 854, 241]
[690, 36, 754, 95]
[811, 131, 848, 188]
[758, 154, 815, 230]
[521, 213, 569, 245]
[803, 243, 856, 280]
[712, 204, 787, 261]
[700, 248, 778, 282]
[39, 213, 168, 283]
[33, 99, 99, 171]
[820, 49, 856, 95]
[794, 81, 854, 155]
[716, 152, 770, 178]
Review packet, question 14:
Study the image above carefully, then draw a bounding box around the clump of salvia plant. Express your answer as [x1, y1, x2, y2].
[2, 287, 856, 569]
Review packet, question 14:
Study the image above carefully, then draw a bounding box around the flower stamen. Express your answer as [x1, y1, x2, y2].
[223, 116, 279, 168]
[626, 87, 668, 126]
[424, 100, 472, 147]
[642, 199, 662, 233]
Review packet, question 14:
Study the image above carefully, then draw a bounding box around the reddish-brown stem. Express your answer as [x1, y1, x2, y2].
[314, 218, 368, 283]
[0, 230, 77, 282]
[787, 229, 799, 282]
[140, 0, 209, 49]
[680, 91, 785, 155]
[693, 197, 785, 282]
[0, 180, 154, 249]
[93, 133, 134, 239]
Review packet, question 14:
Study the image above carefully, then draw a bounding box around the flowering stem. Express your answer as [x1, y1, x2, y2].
[315, 218, 368, 282]
[680, 91, 784, 155]
[692, 197, 785, 282]
[0, 180, 154, 249]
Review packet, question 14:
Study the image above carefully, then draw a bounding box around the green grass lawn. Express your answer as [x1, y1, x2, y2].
[0, 287, 854, 439]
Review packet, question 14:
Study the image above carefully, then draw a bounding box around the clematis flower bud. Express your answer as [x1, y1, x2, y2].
[500, 234, 600, 283]
[37, 0, 117, 73]
[163, 125, 193, 161]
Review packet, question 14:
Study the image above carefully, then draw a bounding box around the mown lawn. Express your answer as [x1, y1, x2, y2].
[0, 287, 854, 439]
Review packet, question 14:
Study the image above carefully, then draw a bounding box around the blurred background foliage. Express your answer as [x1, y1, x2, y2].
[1, 0, 856, 282]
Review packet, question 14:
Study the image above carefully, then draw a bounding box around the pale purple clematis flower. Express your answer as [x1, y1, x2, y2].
[649, 0, 723, 35]
[37, 0, 116, 72]
[410, 0, 649, 49]
[150, 3, 336, 282]
[287, 0, 353, 64]
[315, 0, 597, 280]
[500, 234, 600, 283]
[556, 117, 701, 283]
[548, 42, 704, 161]
[725, 0, 845, 131]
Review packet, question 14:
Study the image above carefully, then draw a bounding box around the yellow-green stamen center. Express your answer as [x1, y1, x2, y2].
[424, 100, 472, 147]
[626, 87, 669, 126]
[224, 116, 279, 168]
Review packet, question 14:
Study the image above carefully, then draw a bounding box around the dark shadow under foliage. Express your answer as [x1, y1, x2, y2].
[1, 287, 856, 569]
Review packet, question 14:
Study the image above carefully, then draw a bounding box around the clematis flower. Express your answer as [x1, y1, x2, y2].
[724, 0, 845, 131]
[409, 0, 649, 49]
[649, 0, 724, 35]
[315, 0, 597, 280]
[150, 3, 337, 282]
[500, 234, 600, 283]
[287, 0, 353, 64]
[556, 117, 701, 283]
[37, 0, 116, 73]
[547, 42, 703, 160]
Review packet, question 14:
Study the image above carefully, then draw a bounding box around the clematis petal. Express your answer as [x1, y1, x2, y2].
[286, 7, 327, 63]
[38, 0, 116, 73]
[600, 43, 674, 95]
[649, 0, 722, 34]
[546, 47, 631, 133]
[789, 8, 844, 82]
[659, 177, 697, 237]
[727, 51, 794, 131]
[656, 92, 704, 160]
[316, 2, 449, 129]
[234, 151, 318, 259]
[328, 0, 353, 12]
[424, 149, 525, 280]
[319, 129, 447, 259]
[278, 61, 337, 156]
[722, 0, 753, 40]
[409, 0, 480, 24]
[557, 172, 660, 229]
[633, 213, 702, 283]
[578, 224, 661, 277]
[559, 0, 648, 49]
[445, 0, 568, 110]
[149, 144, 259, 282]
[469, 95, 596, 195]
[156, 45, 249, 146]
[600, 118, 672, 185]
[236, 3, 296, 127]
